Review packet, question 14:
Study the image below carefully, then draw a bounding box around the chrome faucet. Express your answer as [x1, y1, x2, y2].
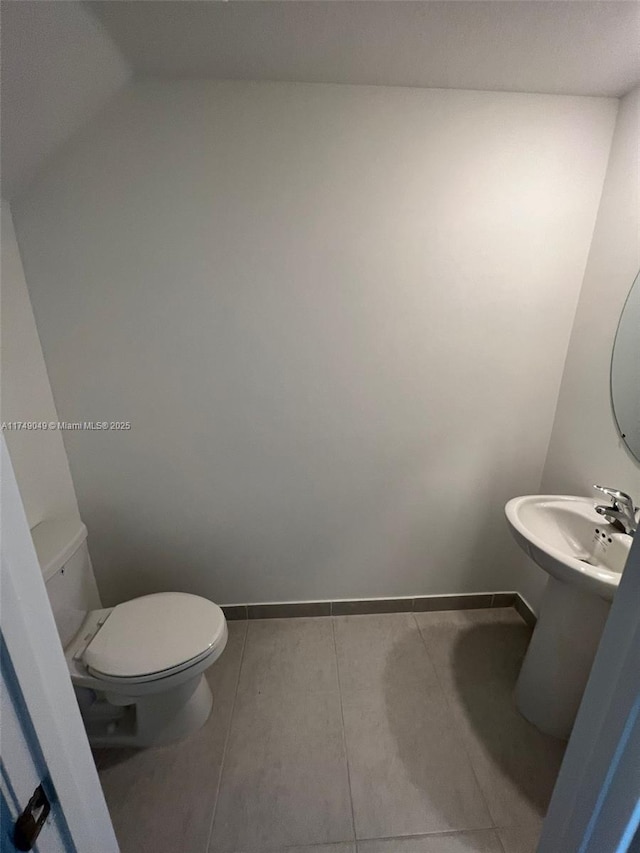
[594, 485, 638, 536]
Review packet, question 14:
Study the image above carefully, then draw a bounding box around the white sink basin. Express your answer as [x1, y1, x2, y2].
[505, 493, 633, 739]
[506, 494, 630, 601]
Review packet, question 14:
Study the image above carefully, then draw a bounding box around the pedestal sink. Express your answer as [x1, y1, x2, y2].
[505, 495, 632, 739]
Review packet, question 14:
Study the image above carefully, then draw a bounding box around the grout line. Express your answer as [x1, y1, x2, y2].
[212, 826, 509, 853]
[331, 616, 358, 845]
[355, 827, 506, 843]
[273, 827, 505, 850]
[249, 839, 356, 852]
[410, 612, 496, 829]
[496, 829, 509, 853]
[204, 619, 249, 853]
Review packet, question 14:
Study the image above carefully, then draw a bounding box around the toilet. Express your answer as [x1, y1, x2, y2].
[33, 515, 228, 748]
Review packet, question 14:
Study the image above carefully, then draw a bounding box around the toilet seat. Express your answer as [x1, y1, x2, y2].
[83, 592, 226, 682]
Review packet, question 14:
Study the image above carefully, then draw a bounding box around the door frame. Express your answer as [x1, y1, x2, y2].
[539, 523, 640, 851]
[1, 437, 118, 852]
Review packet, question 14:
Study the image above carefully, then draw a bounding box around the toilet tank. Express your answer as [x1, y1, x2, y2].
[31, 516, 102, 648]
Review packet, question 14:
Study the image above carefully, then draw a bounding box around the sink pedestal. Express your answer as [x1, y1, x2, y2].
[515, 576, 610, 740]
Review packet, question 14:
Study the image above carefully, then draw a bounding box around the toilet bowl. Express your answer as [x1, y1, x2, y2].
[67, 592, 228, 747]
[32, 516, 228, 748]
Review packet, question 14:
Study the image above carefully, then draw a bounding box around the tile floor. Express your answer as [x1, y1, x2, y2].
[94, 608, 565, 853]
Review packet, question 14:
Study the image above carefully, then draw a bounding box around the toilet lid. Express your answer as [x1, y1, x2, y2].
[84, 592, 226, 679]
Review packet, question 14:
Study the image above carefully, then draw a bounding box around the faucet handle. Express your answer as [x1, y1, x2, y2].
[593, 485, 635, 510]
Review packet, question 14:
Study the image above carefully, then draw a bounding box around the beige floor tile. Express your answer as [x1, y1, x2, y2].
[357, 830, 504, 852]
[237, 845, 356, 853]
[209, 687, 354, 852]
[285, 846, 357, 853]
[496, 824, 541, 853]
[414, 609, 531, 684]
[439, 670, 564, 829]
[97, 607, 564, 853]
[282, 846, 356, 853]
[237, 617, 339, 699]
[98, 620, 247, 853]
[334, 614, 439, 697]
[342, 684, 492, 839]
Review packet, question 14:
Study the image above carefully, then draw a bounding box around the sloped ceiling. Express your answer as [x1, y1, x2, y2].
[91, 1, 640, 97]
[1, 1, 131, 200]
[2, 1, 640, 202]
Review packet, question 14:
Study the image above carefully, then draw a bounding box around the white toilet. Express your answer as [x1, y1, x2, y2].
[33, 515, 228, 748]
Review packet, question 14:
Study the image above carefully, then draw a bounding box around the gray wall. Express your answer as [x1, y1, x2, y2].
[12, 81, 616, 606]
[1, 203, 80, 529]
[540, 86, 640, 597]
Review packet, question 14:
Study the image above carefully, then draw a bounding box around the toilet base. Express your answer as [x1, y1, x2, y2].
[81, 673, 213, 748]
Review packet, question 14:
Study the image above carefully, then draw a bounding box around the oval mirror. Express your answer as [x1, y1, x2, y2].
[611, 270, 640, 462]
